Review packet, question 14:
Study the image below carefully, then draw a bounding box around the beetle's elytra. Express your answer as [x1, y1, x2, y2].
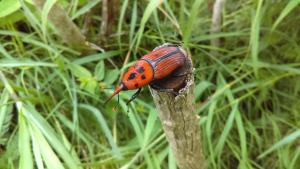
[105, 43, 187, 104]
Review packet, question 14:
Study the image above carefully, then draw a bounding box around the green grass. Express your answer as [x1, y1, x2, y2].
[0, 0, 300, 168]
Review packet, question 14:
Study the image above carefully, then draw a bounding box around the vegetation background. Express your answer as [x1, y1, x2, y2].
[0, 0, 300, 168]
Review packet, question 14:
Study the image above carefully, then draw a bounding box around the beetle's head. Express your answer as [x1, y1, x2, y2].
[105, 60, 153, 104]
[121, 60, 153, 90]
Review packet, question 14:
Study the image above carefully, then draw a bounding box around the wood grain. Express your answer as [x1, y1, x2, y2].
[149, 50, 206, 169]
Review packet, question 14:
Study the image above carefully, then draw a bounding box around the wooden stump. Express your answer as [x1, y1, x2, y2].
[149, 45, 206, 169]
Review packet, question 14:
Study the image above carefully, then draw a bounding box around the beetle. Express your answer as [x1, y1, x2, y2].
[105, 43, 187, 105]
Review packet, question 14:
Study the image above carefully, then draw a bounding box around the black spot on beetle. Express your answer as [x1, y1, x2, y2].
[135, 83, 139, 87]
[137, 67, 145, 73]
[141, 75, 146, 80]
[128, 73, 136, 80]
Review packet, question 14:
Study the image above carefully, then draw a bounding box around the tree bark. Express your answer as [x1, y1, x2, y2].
[149, 47, 206, 169]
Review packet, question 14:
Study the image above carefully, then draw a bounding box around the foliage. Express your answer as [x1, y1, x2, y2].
[0, 0, 300, 168]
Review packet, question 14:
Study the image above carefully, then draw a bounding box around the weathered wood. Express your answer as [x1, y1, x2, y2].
[32, 0, 89, 51]
[149, 47, 206, 169]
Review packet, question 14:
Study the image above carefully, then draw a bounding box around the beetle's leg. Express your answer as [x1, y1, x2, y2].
[126, 88, 142, 106]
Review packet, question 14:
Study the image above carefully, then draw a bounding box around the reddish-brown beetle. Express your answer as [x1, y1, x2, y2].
[105, 44, 187, 104]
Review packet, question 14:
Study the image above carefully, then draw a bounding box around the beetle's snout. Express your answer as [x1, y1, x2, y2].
[105, 84, 125, 104]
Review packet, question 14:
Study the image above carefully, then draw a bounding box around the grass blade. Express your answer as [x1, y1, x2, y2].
[182, 0, 204, 47]
[22, 104, 82, 169]
[258, 130, 300, 159]
[0, 89, 12, 144]
[143, 110, 158, 146]
[0, 59, 56, 68]
[18, 103, 33, 169]
[272, 0, 300, 31]
[29, 123, 65, 169]
[135, 0, 162, 50]
[79, 104, 123, 159]
[250, 0, 263, 75]
[71, 0, 101, 19]
[117, 0, 129, 48]
[129, 0, 137, 44]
